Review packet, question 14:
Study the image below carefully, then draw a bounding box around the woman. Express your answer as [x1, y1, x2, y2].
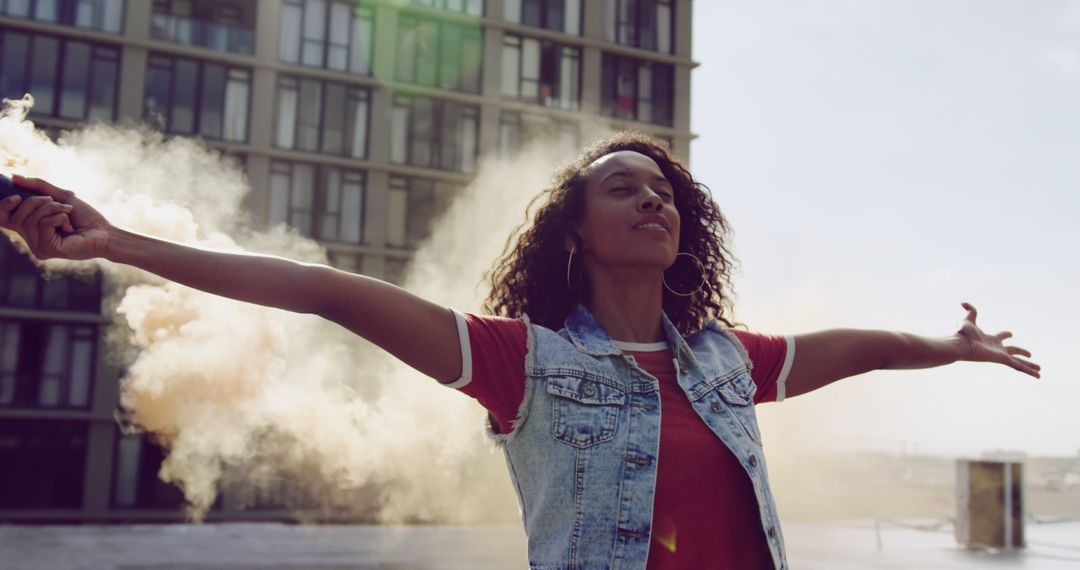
[0, 133, 1039, 569]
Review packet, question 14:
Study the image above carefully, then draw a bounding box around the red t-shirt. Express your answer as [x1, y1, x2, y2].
[444, 312, 794, 570]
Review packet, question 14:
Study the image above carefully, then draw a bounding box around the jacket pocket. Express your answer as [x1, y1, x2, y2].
[711, 371, 762, 444]
[546, 375, 625, 449]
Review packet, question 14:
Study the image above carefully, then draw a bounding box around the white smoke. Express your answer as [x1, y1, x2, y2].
[0, 95, 601, 523]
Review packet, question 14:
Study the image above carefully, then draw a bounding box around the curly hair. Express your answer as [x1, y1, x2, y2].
[483, 131, 741, 335]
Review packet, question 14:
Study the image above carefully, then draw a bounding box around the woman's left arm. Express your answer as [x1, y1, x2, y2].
[783, 302, 1041, 399]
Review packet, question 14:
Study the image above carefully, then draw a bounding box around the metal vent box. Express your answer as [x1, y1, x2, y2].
[955, 459, 1024, 549]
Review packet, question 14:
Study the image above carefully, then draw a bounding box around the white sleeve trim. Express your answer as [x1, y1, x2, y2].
[442, 309, 473, 389]
[776, 335, 795, 402]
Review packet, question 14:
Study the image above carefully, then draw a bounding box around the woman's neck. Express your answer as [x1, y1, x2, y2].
[584, 268, 666, 344]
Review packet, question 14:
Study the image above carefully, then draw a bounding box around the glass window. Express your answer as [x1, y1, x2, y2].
[88, 46, 118, 120]
[279, 2, 303, 61]
[59, 41, 90, 119]
[340, 172, 364, 243]
[415, 20, 439, 87]
[143, 54, 251, 141]
[386, 179, 407, 249]
[280, 0, 373, 74]
[297, 79, 321, 151]
[0, 320, 97, 410]
[517, 37, 538, 100]
[198, 63, 226, 139]
[498, 112, 521, 158]
[275, 77, 299, 148]
[0, 419, 88, 508]
[3, 0, 32, 17]
[408, 0, 482, 14]
[0, 31, 29, 101]
[346, 89, 368, 160]
[657, 1, 671, 54]
[608, 0, 674, 53]
[504, 0, 520, 22]
[502, 33, 580, 110]
[1, 0, 124, 33]
[321, 83, 345, 155]
[172, 59, 198, 134]
[301, 0, 327, 67]
[498, 110, 578, 160]
[507, 0, 578, 35]
[0, 241, 102, 313]
[391, 96, 479, 173]
[349, 10, 373, 74]
[144, 57, 173, 129]
[564, 0, 580, 35]
[600, 53, 673, 126]
[267, 161, 366, 244]
[387, 176, 458, 249]
[327, 1, 350, 71]
[411, 97, 433, 167]
[274, 75, 369, 159]
[152, 0, 255, 53]
[29, 35, 59, 115]
[223, 69, 249, 142]
[391, 104, 409, 164]
[111, 429, 185, 509]
[396, 16, 483, 93]
[501, 35, 521, 97]
[0, 322, 17, 404]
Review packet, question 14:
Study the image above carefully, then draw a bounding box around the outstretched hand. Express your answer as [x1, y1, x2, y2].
[0, 175, 112, 261]
[956, 302, 1041, 379]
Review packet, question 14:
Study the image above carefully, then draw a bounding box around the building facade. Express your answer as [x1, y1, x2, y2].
[0, 0, 694, 522]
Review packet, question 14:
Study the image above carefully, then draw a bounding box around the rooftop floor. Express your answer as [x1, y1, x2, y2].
[2, 519, 1079, 569]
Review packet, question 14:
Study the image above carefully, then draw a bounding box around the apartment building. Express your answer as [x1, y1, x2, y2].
[0, 0, 694, 521]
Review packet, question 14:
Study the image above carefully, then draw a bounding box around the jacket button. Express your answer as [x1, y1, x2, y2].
[582, 382, 596, 397]
[749, 455, 758, 468]
[767, 526, 777, 538]
[710, 401, 723, 414]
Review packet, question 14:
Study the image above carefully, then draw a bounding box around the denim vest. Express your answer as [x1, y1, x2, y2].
[490, 304, 787, 570]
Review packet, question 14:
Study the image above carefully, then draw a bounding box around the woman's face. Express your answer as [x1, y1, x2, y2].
[574, 150, 681, 272]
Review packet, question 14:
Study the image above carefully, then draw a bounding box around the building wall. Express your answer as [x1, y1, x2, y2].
[0, 0, 694, 522]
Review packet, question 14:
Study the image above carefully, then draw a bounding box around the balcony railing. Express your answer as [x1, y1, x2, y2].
[150, 12, 254, 54]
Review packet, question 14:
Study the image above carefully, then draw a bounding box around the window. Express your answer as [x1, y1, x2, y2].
[268, 161, 365, 244]
[501, 33, 579, 110]
[391, 96, 478, 172]
[279, 0, 373, 75]
[406, 0, 483, 15]
[0, 29, 119, 120]
[111, 428, 187, 509]
[386, 176, 458, 249]
[151, 0, 256, 54]
[0, 419, 88, 508]
[0, 320, 97, 409]
[0, 240, 102, 312]
[498, 111, 578, 160]
[275, 76, 369, 159]
[505, 0, 580, 35]
[144, 54, 250, 142]
[605, 0, 673, 53]
[0, 0, 124, 33]
[601, 53, 673, 126]
[396, 14, 483, 93]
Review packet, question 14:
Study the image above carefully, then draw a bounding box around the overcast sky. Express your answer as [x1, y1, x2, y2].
[690, 1, 1080, 457]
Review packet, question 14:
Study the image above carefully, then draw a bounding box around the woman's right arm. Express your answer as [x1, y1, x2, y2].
[1, 176, 465, 383]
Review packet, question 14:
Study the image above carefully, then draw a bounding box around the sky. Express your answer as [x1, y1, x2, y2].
[690, 1, 1080, 457]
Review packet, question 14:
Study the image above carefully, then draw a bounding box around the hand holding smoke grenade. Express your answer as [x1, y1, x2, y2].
[1, 173, 75, 236]
[0, 173, 36, 201]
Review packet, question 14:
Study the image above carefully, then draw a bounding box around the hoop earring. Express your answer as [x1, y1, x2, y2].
[565, 246, 581, 290]
[662, 252, 706, 297]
